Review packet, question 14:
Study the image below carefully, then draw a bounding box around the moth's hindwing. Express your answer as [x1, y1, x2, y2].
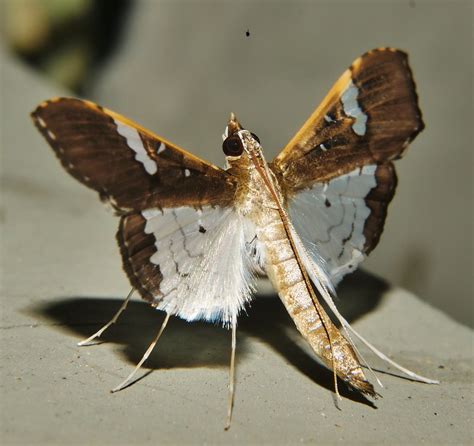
[272, 48, 422, 283]
[118, 206, 256, 325]
[31, 98, 236, 212]
[288, 164, 396, 284]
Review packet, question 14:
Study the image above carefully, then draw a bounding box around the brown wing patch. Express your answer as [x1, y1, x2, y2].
[117, 213, 162, 303]
[362, 163, 397, 253]
[272, 48, 424, 194]
[32, 98, 236, 212]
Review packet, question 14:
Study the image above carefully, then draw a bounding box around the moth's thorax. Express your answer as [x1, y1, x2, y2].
[226, 148, 283, 219]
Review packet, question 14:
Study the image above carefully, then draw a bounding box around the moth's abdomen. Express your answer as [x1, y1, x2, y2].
[258, 212, 375, 396]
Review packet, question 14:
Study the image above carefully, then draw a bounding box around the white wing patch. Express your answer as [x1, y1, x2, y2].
[142, 206, 257, 325]
[114, 119, 158, 175]
[288, 165, 377, 284]
[341, 80, 368, 136]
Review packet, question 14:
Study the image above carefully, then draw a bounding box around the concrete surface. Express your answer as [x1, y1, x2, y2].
[1, 47, 473, 444]
[90, 0, 473, 327]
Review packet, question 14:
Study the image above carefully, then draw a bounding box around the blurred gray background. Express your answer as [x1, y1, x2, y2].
[1, 0, 472, 325]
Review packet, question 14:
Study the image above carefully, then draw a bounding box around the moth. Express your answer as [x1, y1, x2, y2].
[32, 48, 437, 429]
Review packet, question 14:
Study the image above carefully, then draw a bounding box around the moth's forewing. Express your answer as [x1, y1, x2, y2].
[272, 48, 423, 190]
[32, 98, 236, 212]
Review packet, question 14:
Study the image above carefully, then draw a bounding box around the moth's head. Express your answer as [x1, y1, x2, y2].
[222, 112, 261, 161]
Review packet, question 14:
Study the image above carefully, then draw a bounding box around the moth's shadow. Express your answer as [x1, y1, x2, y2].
[33, 270, 388, 406]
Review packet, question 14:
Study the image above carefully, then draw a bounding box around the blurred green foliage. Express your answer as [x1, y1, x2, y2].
[1, 0, 131, 92]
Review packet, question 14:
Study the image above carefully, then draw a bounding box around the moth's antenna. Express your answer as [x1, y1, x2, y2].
[111, 312, 171, 393]
[78, 288, 135, 346]
[224, 319, 237, 430]
[341, 327, 384, 388]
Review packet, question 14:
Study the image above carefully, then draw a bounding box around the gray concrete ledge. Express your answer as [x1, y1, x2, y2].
[1, 48, 472, 445]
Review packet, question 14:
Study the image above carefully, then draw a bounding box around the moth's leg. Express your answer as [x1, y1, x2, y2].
[224, 320, 237, 431]
[78, 288, 135, 346]
[111, 312, 171, 393]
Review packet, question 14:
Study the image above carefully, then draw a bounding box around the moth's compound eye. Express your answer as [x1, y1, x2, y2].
[222, 135, 244, 156]
[250, 132, 260, 144]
